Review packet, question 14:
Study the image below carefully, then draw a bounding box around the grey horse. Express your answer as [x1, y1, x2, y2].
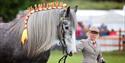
[0, 2, 77, 63]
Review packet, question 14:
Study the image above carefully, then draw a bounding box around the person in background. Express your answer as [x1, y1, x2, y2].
[109, 29, 117, 36]
[76, 26, 106, 63]
[76, 22, 87, 40]
[122, 35, 125, 51]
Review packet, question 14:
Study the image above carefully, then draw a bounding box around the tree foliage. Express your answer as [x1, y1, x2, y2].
[0, 0, 124, 22]
[0, 0, 41, 22]
[92, 0, 124, 2]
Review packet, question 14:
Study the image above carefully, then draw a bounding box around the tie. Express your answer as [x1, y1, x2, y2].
[92, 42, 96, 48]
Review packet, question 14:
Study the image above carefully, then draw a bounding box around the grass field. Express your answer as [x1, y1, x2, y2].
[64, 0, 125, 10]
[48, 50, 125, 63]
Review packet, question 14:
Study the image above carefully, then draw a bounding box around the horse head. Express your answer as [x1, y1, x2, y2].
[58, 6, 78, 55]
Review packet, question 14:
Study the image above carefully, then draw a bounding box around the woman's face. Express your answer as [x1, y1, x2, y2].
[88, 31, 99, 41]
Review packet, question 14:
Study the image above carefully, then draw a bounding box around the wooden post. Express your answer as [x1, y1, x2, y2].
[122, 35, 125, 51]
[119, 29, 121, 51]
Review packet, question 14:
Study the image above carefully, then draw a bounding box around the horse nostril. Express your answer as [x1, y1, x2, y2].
[65, 27, 69, 30]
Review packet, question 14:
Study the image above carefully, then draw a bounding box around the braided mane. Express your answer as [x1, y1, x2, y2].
[21, 2, 67, 45]
[25, 2, 67, 22]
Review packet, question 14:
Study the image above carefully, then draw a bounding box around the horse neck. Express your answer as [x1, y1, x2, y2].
[26, 9, 62, 56]
[1, 18, 24, 44]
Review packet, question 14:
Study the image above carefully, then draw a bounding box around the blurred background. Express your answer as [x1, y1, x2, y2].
[0, 0, 125, 63]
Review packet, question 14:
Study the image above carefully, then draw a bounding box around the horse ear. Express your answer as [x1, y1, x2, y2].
[65, 6, 70, 17]
[74, 5, 78, 13]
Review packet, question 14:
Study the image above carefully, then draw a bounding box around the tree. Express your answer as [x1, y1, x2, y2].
[92, 0, 125, 2]
[0, 0, 40, 22]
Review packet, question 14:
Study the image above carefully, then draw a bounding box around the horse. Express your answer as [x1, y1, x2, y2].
[0, 2, 77, 63]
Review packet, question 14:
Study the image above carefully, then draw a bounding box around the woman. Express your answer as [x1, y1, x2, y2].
[76, 26, 105, 63]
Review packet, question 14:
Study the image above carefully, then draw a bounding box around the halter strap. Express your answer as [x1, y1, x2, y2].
[58, 16, 72, 63]
[57, 21, 68, 63]
[57, 16, 68, 53]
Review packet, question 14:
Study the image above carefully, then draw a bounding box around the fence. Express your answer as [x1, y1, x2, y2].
[97, 30, 125, 51]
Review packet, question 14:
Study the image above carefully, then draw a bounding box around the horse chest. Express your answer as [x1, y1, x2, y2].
[0, 42, 50, 63]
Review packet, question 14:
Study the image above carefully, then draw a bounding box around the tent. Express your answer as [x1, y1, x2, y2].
[76, 10, 125, 30]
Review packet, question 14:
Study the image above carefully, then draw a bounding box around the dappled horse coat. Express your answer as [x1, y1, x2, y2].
[0, 2, 77, 63]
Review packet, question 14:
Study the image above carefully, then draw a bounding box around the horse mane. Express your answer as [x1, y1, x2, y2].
[23, 2, 68, 57]
[26, 9, 61, 57]
[24, 2, 67, 22]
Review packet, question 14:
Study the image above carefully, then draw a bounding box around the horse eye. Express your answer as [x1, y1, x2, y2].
[63, 22, 68, 25]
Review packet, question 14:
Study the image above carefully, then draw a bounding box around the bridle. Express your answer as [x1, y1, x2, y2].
[57, 17, 72, 63]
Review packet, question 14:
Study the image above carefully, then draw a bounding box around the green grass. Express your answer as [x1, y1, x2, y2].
[65, 0, 125, 10]
[48, 50, 125, 63]
[103, 51, 125, 63]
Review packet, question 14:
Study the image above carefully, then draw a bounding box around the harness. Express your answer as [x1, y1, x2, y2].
[57, 17, 72, 63]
